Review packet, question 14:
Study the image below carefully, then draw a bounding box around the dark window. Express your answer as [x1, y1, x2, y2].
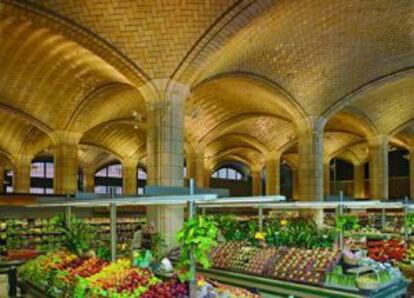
[29, 159, 54, 194]
[211, 167, 244, 181]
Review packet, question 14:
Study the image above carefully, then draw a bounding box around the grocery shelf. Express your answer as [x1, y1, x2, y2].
[199, 268, 409, 298]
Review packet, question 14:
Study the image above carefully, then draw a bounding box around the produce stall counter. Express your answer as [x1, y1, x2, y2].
[19, 281, 51, 298]
[198, 267, 408, 298]
[0, 259, 26, 297]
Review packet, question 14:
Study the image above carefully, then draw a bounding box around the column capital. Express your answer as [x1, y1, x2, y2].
[368, 134, 390, 147]
[82, 166, 95, 175]
[184, 143, 195, 156]
[122, 157, 139, 168]
[251, 164, 262, 173]
[265, 151, 281, 162]
[194, 144, 206, 156]
[139, 79, 190, 104]
[51, 130, 82, 146]
[353, 160, 365, 167]
[296, 116, 326, 135]
[13, 154, 33, 166]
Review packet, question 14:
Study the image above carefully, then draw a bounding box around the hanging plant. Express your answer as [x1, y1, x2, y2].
[176, 215, 218, 281]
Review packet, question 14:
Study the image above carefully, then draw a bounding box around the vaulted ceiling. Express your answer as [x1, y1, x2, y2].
[0, 0, 412, 172]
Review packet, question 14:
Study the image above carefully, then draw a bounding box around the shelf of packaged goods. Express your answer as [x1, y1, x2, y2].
[198, 268, 408, 298]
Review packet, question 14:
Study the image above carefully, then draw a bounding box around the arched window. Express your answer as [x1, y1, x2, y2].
[94, 163, 123, 194]
[137, 167, 147, 195]
[5, 170, 13, 193]
[30, 158, 54, 194]
[211, 167, 244, 181]
[138, 168, 147, 180]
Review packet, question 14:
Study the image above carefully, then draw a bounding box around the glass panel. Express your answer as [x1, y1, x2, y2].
[228, 169, 236, 180]
[108, 164, 122, 178]
[6, 171, 13, 177]
[45, 188, 54, 194]
[236, 172, 242, 180]
[183, 167, 187, 178]
[94, 186, 107, 194]
[115, 187, 122, 194]
[45, 163, 54, 178]
[218, 168, 227, 179]
[95, 168, 107, 177]
[30, 187, 44, 194]
[6, 186, 13, 193]
[31, 162, 44, 178]
[212, 171, 218, 178]
[138, 168, 147, 180]
[138, 187, 144, 195]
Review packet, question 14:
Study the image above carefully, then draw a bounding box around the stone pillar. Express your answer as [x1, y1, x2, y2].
[369, 135, 389, 200]
[83, 167, 95, 193]
[140, 80, 189, 247]
[122, 158, 138, 195]
[53, 131, 80, 195]
[353, 163, 365, 199]
[14, 156, 32, 193]
[185, 150, 195, 180]
[0, 165, 4, 193]
[292, 167, 299, 200]
[297, 119, 324, 201]
[266, 157, 280, 195]
[195, 149, 205, 189]
[410, 147, 414, 200]
[323, 161, 331, 198]
[251, 167, 262, 196]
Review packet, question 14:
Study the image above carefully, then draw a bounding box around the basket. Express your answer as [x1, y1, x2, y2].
[356, 271, 381, 291]
[343, 254, 359, 266]
[356, 279, 381, 291]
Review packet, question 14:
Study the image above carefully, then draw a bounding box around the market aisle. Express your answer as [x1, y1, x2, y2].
[0, 275, 7, 298]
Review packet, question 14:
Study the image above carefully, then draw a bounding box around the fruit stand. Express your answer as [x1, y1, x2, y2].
[11, 192, 284, 297]
[198, 199, 412, 297]
[198, 267, 408, 298]
[3, 191, 414, 298]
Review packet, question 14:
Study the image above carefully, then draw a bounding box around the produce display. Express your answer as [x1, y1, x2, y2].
[195, 274, 260, 298]
[214, 215, 336, 249]
[211, 242, 341, 285]
[18, 251, 185, 297]
[325, 263, 400, 292]
[140, 277, 188, 298]
[345, 227, 387, 240]
[228, 246, 261, 272]
[0, 216, 144, 255]
[325, 266, 358, 290]
[271, 247, 340, 285]
[395, 244, 414, 279]
[209, 241, 244, 269]
[367, 239, 406, 262]
[11, 208, 413, 298]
